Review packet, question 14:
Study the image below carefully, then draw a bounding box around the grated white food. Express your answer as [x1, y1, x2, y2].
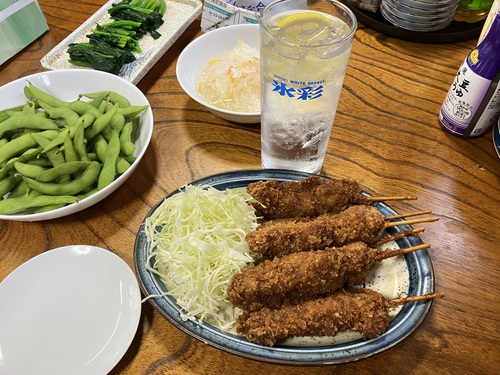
[197, 40, 261, 113]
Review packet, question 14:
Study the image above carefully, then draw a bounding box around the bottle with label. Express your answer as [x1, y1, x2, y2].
[439, 11, 500, 138]
[454, 0, 494, 23]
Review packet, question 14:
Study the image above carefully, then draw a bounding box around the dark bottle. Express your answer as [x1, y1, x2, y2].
[439, 11, 500, 138]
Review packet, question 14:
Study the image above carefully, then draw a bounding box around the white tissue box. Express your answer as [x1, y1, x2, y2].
[0, 0, 48, 65]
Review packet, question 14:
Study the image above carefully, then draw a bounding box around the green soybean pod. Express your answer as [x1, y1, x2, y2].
[30, 132, 67, 168]
[116, 157, 131, 175]
[0, 194, 79, 215]
[8, 179, 28, 198]
[36, 161, 92, 182]
[33, 203, 66, 213]
[14, 162, 48, 179]
[73, 121, 89, 162]
[108, 91, 131, 108]
[23, 161, 102, 196]
[0, 115, 59, 138]
[93, 134, 108, 163]
[98, 130, 120, 190]
[0, 174, 23, 197]
[41, 128, 69, 153]
[68, 100, 103, 119]
[28, 82, 68, 108]
[63, 132, 79, 163]
[22, 101, 36, 116]
[110, 112, 125, 133]
[117, 105, 149, 117]
[85, 104, 118, 141]
[0, 132, 41, 165]
[0, 138, 9, 147]
[27, 156, 52, 168]
[76, 187, 98, 200]
[0, 148, 42, 180]
[119, 121, 135, 157]
[49, 106, 80, 127]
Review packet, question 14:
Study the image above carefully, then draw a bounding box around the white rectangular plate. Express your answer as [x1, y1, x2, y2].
[40, 0, 202, 84]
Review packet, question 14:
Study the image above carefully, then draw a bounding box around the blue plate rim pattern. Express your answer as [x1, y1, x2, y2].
[133, 169, 435, 365]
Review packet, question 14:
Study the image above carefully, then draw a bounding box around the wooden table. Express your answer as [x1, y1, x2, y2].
[1, 1, 499, 374]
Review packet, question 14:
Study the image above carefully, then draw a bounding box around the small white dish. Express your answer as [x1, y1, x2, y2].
[0, 245, 142, 375]
[176, 24, 261, 124]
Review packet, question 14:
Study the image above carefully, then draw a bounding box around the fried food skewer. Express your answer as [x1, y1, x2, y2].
[228, 242, 430, 312]
[247, 177, 417, 220]
[237, 288, 444, 346]
[246, 205, 439, 257]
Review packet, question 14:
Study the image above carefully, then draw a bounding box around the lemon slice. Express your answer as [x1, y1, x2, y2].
[276, 11, 333, 28]
[276, 11, 334, 43]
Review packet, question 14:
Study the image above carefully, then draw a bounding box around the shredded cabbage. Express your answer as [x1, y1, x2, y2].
[144, 184, 260, 330]
[197, 39, 261, 113]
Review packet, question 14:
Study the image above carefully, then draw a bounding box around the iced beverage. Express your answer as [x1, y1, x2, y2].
[259, 0, 357, 173]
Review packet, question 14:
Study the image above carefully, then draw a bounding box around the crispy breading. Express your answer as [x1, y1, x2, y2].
[246, 176, 361, 219]
[237, 288, 391, 346]
[246, 205, 386, 257]
[227, 242, 380, 312]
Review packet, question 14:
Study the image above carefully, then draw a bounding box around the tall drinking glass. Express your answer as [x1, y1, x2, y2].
[259, 0, 357, 174]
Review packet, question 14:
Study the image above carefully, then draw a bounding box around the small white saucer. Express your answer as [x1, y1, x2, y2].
[0, 245, 141, 375]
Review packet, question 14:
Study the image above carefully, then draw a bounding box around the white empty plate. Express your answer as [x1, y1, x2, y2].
[0, 245, 142, 375]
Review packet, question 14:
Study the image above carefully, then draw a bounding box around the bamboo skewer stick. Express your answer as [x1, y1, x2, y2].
[364, 195, 417, 202]
[373, 227, 426, 247]
[391, 292, 445, 306]
[377, 243, 430, 261]
[384, 216, 440, 228]
[385, 210, 433, 220]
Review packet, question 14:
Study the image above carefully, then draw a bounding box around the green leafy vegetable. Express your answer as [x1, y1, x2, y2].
[66, 0, 166, 74]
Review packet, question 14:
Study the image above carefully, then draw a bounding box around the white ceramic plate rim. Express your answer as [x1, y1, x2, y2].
[0, 245, 142, 375]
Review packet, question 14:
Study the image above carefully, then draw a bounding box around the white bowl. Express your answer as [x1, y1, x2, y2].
[176, 24, 261, 124]
[0, 69, 154, 221]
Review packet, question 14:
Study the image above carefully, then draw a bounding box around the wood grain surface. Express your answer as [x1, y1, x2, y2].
[1, 1, 499, 374]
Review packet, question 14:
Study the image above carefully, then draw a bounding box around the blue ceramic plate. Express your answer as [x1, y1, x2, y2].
[133, 169, 435, 365]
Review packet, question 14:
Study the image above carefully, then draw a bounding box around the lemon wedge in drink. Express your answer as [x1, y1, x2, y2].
[276, 11, 335, 44]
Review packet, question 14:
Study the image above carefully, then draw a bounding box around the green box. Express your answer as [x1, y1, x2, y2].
[0, 0, 48, 65]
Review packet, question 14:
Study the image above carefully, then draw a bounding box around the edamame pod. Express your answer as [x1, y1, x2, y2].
[30, 133, 67, 168]
[0, 132, 46, 165]
[85, 103, 118, 141]
[119, 121, 135, 156]
[80, 91, 130, 108]
[0, 147, 41, 180]
[0, 174, 23, 197]
[0, 194, 79, 215]
[98, 130, 120, 190]
[0, 115, 59, 138]
[41, 128, 69, 153]
[36, 161, 92, 182]
[28, 81, 68, 108]
[117, 105, 148, 117]
[73, 121, 89, 162]
[63, 132, 79, 163]
[68, 100, 103, 118]
[23, 161, 102, 196]
[14, 162, 48, 179]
